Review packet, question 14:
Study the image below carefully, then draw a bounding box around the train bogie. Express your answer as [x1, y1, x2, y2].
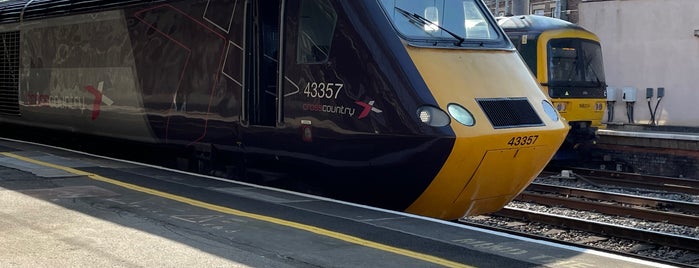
[0, 0, 568, 220]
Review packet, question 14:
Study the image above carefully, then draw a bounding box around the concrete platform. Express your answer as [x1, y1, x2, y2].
[599, 124, 699, 149]
[0, 138, 671, 267]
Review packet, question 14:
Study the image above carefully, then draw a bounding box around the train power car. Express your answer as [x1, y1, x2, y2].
[497, 15, 606, 159]
[0, 0, 568, 220]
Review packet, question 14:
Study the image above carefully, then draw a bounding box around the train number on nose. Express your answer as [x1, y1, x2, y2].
[507, 135, 539, 146]
[303, 82, 344, 99]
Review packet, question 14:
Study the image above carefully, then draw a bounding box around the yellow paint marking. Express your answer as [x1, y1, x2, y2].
[0, 152, 472, 268]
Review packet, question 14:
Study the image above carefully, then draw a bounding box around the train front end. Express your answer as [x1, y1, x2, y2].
[378, 0, 568, 219]
[538, 28, 607, 159]
[498, 15, 608, 160]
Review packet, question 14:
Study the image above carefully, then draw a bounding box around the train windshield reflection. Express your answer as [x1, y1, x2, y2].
[548, 39, 606, 86]
[547, 38, 607, 98]
[380, 0, 500, 42]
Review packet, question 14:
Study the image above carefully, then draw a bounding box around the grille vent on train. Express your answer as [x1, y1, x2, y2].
[0, 0, 167, 24]
[0, 31, 20, 116]
[477, 98, 543, 129]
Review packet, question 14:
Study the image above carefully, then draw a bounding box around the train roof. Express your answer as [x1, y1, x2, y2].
[0, 0, 160, 24]
[496, 15, 588, 34]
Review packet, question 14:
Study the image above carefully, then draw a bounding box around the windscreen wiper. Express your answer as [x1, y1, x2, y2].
[394, 6, 465, 46]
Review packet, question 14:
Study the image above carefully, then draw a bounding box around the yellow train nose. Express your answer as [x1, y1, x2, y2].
[405, 132, 563, 220]
[454, 141, 559, 216]
[402, 45, 568, 220]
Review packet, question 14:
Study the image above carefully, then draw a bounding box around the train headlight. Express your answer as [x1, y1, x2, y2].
[542, 100, 560, 121]
[595, 102, 605, 111]
[447, 104, 475, 126]
[554, 101, 567, 112]
[417, 106, 450, 127]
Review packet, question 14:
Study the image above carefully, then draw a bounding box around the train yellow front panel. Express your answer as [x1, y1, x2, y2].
[454, 146, 554, 215]
[404, 46, 567, 219]
[554, 99, 606, 127]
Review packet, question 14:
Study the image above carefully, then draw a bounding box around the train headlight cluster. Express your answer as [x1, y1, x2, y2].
[447, 104, 475, 126]
[417, 106, 450, 127]
[595, 102, 605, 111]
[542, 100, 560, 121]
[554, 101, 567, 112]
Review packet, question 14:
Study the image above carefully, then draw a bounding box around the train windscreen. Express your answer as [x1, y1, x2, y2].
[379, 0, 501, 42]
[547, 39, 606, 98]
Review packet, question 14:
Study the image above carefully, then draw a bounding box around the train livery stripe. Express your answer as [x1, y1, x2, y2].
[0, 152, 473, 268]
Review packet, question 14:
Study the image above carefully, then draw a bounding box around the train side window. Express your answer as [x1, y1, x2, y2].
[296, 0, 337, 64]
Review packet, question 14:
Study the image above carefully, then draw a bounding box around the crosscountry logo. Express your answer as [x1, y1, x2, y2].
[84, 81, 114, 120]
[355, 100, 382, 119]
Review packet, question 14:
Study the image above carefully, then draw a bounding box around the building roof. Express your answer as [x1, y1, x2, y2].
[496, 15, 586, 33]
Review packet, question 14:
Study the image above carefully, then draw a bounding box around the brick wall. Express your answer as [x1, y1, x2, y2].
[595, 143, 699, 178]
[565, 0, 581, 23]
[594, 126, 699, 178]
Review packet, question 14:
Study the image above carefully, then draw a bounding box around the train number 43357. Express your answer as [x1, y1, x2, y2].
[507, 135, 539, 146]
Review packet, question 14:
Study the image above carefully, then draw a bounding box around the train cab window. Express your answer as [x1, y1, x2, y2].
[379, 0, 501, 44]
[548, 38, 606, 98]
[548, 39, 605, 84]
[549, 46, 579, 82]
[462, 0, 496, 39]
[297, 0, 337, 64]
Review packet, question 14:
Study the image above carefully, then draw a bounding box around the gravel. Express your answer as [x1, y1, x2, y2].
[505, 201, 699, 237]
[533, 175, 699, 203]
[461, 173, 699, 266]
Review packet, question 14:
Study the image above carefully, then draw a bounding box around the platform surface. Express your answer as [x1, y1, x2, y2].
[599, 128, 699, 141]
[0, 138, 671, 268]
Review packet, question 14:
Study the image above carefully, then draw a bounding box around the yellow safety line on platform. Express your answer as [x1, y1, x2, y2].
[0, 152, 472, 268]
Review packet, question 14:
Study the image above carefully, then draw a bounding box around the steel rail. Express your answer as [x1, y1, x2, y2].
[515, 192, 699, 226]
[493, 207, 699, 252]
[457, 219, 689, 268]
[526, 183, 699, 215]
[544, 167, 699, 195]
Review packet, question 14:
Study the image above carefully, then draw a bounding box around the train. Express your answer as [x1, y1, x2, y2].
[0, 0, 568, 220]
[497, 15, 607, 160]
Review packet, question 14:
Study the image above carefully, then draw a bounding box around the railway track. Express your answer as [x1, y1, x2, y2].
[495, 207, 699, 252]
[461, 168, 699, 266]
[542, 167, 699, 195]
[524, 183, 699, 220]
[460, 207, 698, 267]
[507, 191, 699, 251]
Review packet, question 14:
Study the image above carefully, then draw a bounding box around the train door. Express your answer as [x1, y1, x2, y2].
[244, 0, 282, 127]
